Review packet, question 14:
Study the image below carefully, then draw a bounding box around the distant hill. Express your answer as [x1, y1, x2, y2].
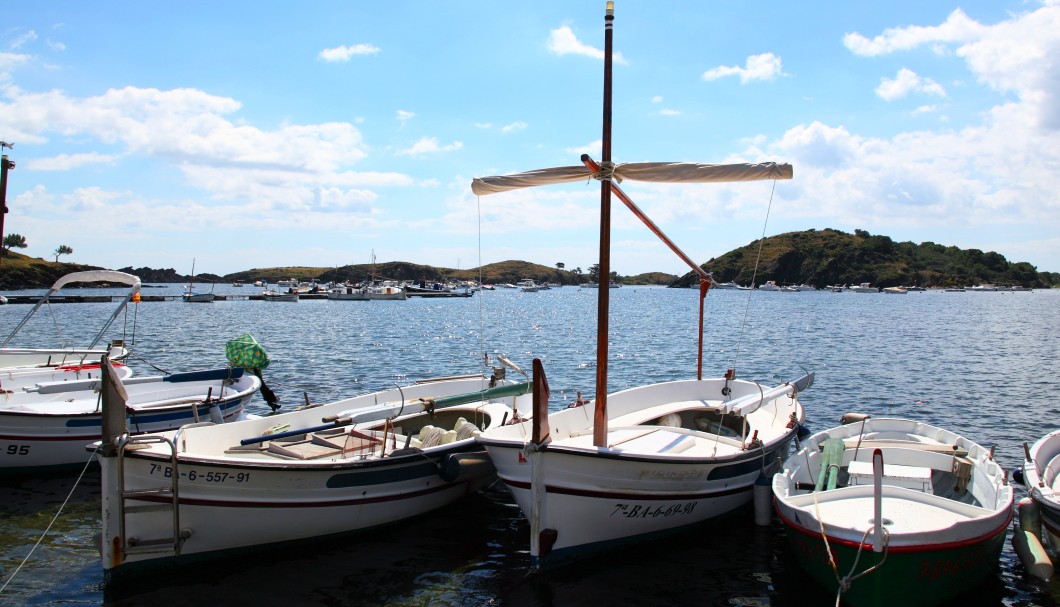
[3, 231, 1056, 290]
[671, 228, 1059, 289]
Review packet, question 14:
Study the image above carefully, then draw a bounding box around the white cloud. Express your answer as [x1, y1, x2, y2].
[548, 25, 628, 65]
[318, 43, 381, 63]
[396, 109, 415, 125]
[46, 39, 66, 52]
[8, 30, 38, 50]
[651, 96, 663, 103]
[701, 52, 785, 83]
[565, 140, 601, 156]
[396, 137, 463, 155]
[659, 108, 681, 116]
[24, 152, 119, 170]
[843, 9, 986, 57]
[501, 121, 527, 133]
[876, 68, 947, 101]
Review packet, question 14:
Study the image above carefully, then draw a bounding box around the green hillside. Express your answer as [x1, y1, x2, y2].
[671, 228, 1058, 289]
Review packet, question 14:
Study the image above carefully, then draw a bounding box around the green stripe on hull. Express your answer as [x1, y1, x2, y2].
[785, 528, 1007, 607]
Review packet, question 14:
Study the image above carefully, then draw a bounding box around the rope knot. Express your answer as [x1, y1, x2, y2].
[590, 161, 617, 182]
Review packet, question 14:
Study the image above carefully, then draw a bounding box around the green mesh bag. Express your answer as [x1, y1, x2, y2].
[226, 333, 270, 372]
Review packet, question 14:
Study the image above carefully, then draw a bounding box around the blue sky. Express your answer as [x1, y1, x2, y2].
[2, 1, 1058, 277]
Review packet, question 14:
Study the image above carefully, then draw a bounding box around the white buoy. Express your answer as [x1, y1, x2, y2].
[1013, 497, 1053, 581]
[753, 471, 772, 526]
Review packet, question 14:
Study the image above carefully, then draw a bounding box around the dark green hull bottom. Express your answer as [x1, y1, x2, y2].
[784, 524, 1008, 607]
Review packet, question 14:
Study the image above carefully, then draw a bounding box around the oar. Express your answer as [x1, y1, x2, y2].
[239, 417, 353, 446]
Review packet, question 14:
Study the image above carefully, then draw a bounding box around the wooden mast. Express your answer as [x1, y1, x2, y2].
[593, 1, 615, 448]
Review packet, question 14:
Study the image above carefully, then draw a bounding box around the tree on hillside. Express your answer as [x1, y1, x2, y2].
[54, 244, 73, 262]
[2, 233, 27, 256]
[556, 262, 565, 271]
[588, 263, 600, 282]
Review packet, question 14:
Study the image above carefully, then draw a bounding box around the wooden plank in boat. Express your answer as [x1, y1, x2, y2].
[838, 439, 969, 457]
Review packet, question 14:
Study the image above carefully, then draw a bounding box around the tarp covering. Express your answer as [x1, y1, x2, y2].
[50, 270, 141, 293]
[225, 333, 270, 372]
[471, 161, 793, 196]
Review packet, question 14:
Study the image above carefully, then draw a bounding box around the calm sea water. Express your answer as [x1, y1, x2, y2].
[1, 284, 1058, 606]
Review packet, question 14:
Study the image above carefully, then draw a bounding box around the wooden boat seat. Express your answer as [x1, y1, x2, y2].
[847, 459, 933, 494]
[839, 438, 968, 457]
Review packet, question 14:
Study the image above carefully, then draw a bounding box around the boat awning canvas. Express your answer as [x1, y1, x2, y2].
[471, 161, 793, 196]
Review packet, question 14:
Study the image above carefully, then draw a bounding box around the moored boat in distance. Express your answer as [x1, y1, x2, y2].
[848, 282, 878, 293]
[882, 286, 908, 294]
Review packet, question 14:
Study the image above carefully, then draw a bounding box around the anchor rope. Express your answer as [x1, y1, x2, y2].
[0, 446, 99, 595]
[812, 485, 891, 607]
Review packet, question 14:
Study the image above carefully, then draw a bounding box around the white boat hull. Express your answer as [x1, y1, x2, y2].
[1, 369, 259, 471]
[480, 375, 807, 565]
[96, 375, 532, 573]
[1023, 429, 1060, 554]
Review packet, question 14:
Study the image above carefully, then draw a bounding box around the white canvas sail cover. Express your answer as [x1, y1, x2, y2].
[49, 270, 142, 293]
[471, 161, 793, 196]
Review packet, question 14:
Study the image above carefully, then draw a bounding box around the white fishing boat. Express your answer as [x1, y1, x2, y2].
[0, 270, 139, 370]
[848, 282, 878, 293]
[773, 416, 1012, 607]
[758, 280, 781, 291]
[1018, 430, 1060, 578]
[1, 366, 259, 472]
[473, 3, 806, 568]
[94, 360, 532, 575]
[882, 286, 908, 294]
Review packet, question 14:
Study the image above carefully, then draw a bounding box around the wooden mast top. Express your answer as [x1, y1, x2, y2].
[593, 1, 615, 448]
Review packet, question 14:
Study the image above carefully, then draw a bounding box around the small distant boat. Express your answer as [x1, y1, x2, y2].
[793, 284, 817, 291]
[713, 281, 739, 289]
[944, 287, 966, 292]
[882, 286, 907, 294]
[902, 285, 925, 292]
[758, 280, 781, 291]
[774, 416, 1013, 606]
[232, 282, 243, 288]
[1, 270, 137, 370]
[827, 284, 845, 293]
[848, 282, 878, 293]
[328, 281, 406, 301]
[517, 279, 541, 292]
[968, 284, 998, 292]
[262, 289, 298, 302]
[404, 281, 473, 298]
[181, 260, 215, 303]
